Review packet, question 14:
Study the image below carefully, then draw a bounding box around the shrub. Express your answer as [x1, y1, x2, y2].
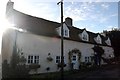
[57, 63, 66, 69]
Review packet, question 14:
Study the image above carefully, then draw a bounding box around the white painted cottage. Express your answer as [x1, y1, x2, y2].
[2, 0, 114, 74]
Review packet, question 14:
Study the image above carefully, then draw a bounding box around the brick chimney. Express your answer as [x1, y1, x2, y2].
[65, 17, 73, 27]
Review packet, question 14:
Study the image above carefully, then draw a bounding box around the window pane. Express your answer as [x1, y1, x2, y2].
[30, 60, 33, 63]
[36, 60, 39, 64]
[28, 56, 30, 59]
[56, 60, 60, 63]
[88, 57, 89, 62]
[34, 56, 37, 59]
[28, 60, 30, 63]
[34, 56, 39, 64]
[72, 56, 76, 61]
[31, 56, 33, 59]
[56, 56, 60, 59]
[56, 56, 60, 63]
[65, 30, 68, 36]
[28, 55, 39, 64]
[85, 57, 87, 62]
[37, 56, 39, 59]
[28, 55, 33, 64]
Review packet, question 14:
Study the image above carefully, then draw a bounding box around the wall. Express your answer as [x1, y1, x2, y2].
[2, 30, 114, 73]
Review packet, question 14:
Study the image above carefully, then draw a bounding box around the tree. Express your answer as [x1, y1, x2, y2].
[92, 45, 104, 66]
[2, 45, 30, 78]
[9, 47, 30, 78]
[103, 29, 120, 58]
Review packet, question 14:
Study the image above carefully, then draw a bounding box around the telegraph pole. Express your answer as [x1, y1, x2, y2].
[57, 0, 64, 80]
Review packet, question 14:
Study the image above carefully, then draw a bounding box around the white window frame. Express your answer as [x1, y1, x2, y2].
[82, 34, 88, 41]
[81, 30, 89, 41]
[27, 55, 39, 64]
[55, 56, 65, 64]
[72, 55, 77, 61]
[56, 23, 69, 38]
[55, 56, 60, 63]
[34, 56, 39, 64]
[105, 38, 111, 46]
[63, 29, 69, 37]
[85, 56, 90, 63]
[28, 55, 33, 64]
[96, 35, 102, 44]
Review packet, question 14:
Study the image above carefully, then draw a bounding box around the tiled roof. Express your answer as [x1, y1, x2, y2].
[7, 9, 110, 46]
[12, 9, 60, 37]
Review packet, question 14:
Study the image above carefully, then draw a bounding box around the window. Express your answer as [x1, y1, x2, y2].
[28, 55, 33, 64]
[56, 56, 60, 63]
[95, 35, 102, 44]
[72, 55, 76, 61]
[63, 29, 69, 37]
[55, 56, 65, 63]
[34, 56, 39, 64]
[56, 26, 69, 38]
[82, 34, 87, 40]
[85, 57, 90, 63]
[81, 30, 89, 41]
[105, 38, 111, 46]
[28, 55, 39, 64]
[64, 30, 68, 36]
[85, 57, 87, 62]
[97, 38, 101, 44]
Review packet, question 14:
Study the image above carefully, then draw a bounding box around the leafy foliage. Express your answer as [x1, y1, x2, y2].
[92, 45, 104, 56]
[57, 62, 66, 69]
[2, 45, 30, 78]
[68, 48, 81, 63]
[92, 45, 104, 66]
[103, 29, 120, 57]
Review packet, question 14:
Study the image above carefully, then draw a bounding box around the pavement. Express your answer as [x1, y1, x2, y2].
[65, 64, 120, 80]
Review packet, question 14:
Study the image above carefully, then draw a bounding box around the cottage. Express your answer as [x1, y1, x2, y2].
[2, 0, 114, 74]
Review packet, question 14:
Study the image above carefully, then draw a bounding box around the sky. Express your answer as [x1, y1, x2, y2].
[0, 0, 119, 53]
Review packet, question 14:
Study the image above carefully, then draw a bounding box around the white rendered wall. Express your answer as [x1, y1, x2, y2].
[2, 30, 114, 73]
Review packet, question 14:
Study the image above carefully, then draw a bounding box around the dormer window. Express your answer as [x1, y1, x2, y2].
[64, 29, 69, 37]
[94, 35, 102, 44]
[82, 34, 88, 41]
[105, 37, 111, 46]
[56, 23, 69, 38]
[80, 30, 89, 41]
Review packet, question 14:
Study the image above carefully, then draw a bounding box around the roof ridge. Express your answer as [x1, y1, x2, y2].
[13, 9, 60, 24]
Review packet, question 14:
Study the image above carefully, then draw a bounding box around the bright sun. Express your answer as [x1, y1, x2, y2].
[0, 17, 25, 54]
[0, 18, 12, 36]
[0, 17, 14, 54]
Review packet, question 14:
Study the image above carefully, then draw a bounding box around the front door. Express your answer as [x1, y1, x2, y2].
[71, 54, 79, 70]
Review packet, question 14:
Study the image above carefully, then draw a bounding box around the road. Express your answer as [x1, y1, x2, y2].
[65, 64, 120, 80]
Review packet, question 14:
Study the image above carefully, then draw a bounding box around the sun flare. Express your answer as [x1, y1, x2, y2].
[0, 17, 25, 54]
[0, 17, 15, 54]
[0, 18, 14, 35]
